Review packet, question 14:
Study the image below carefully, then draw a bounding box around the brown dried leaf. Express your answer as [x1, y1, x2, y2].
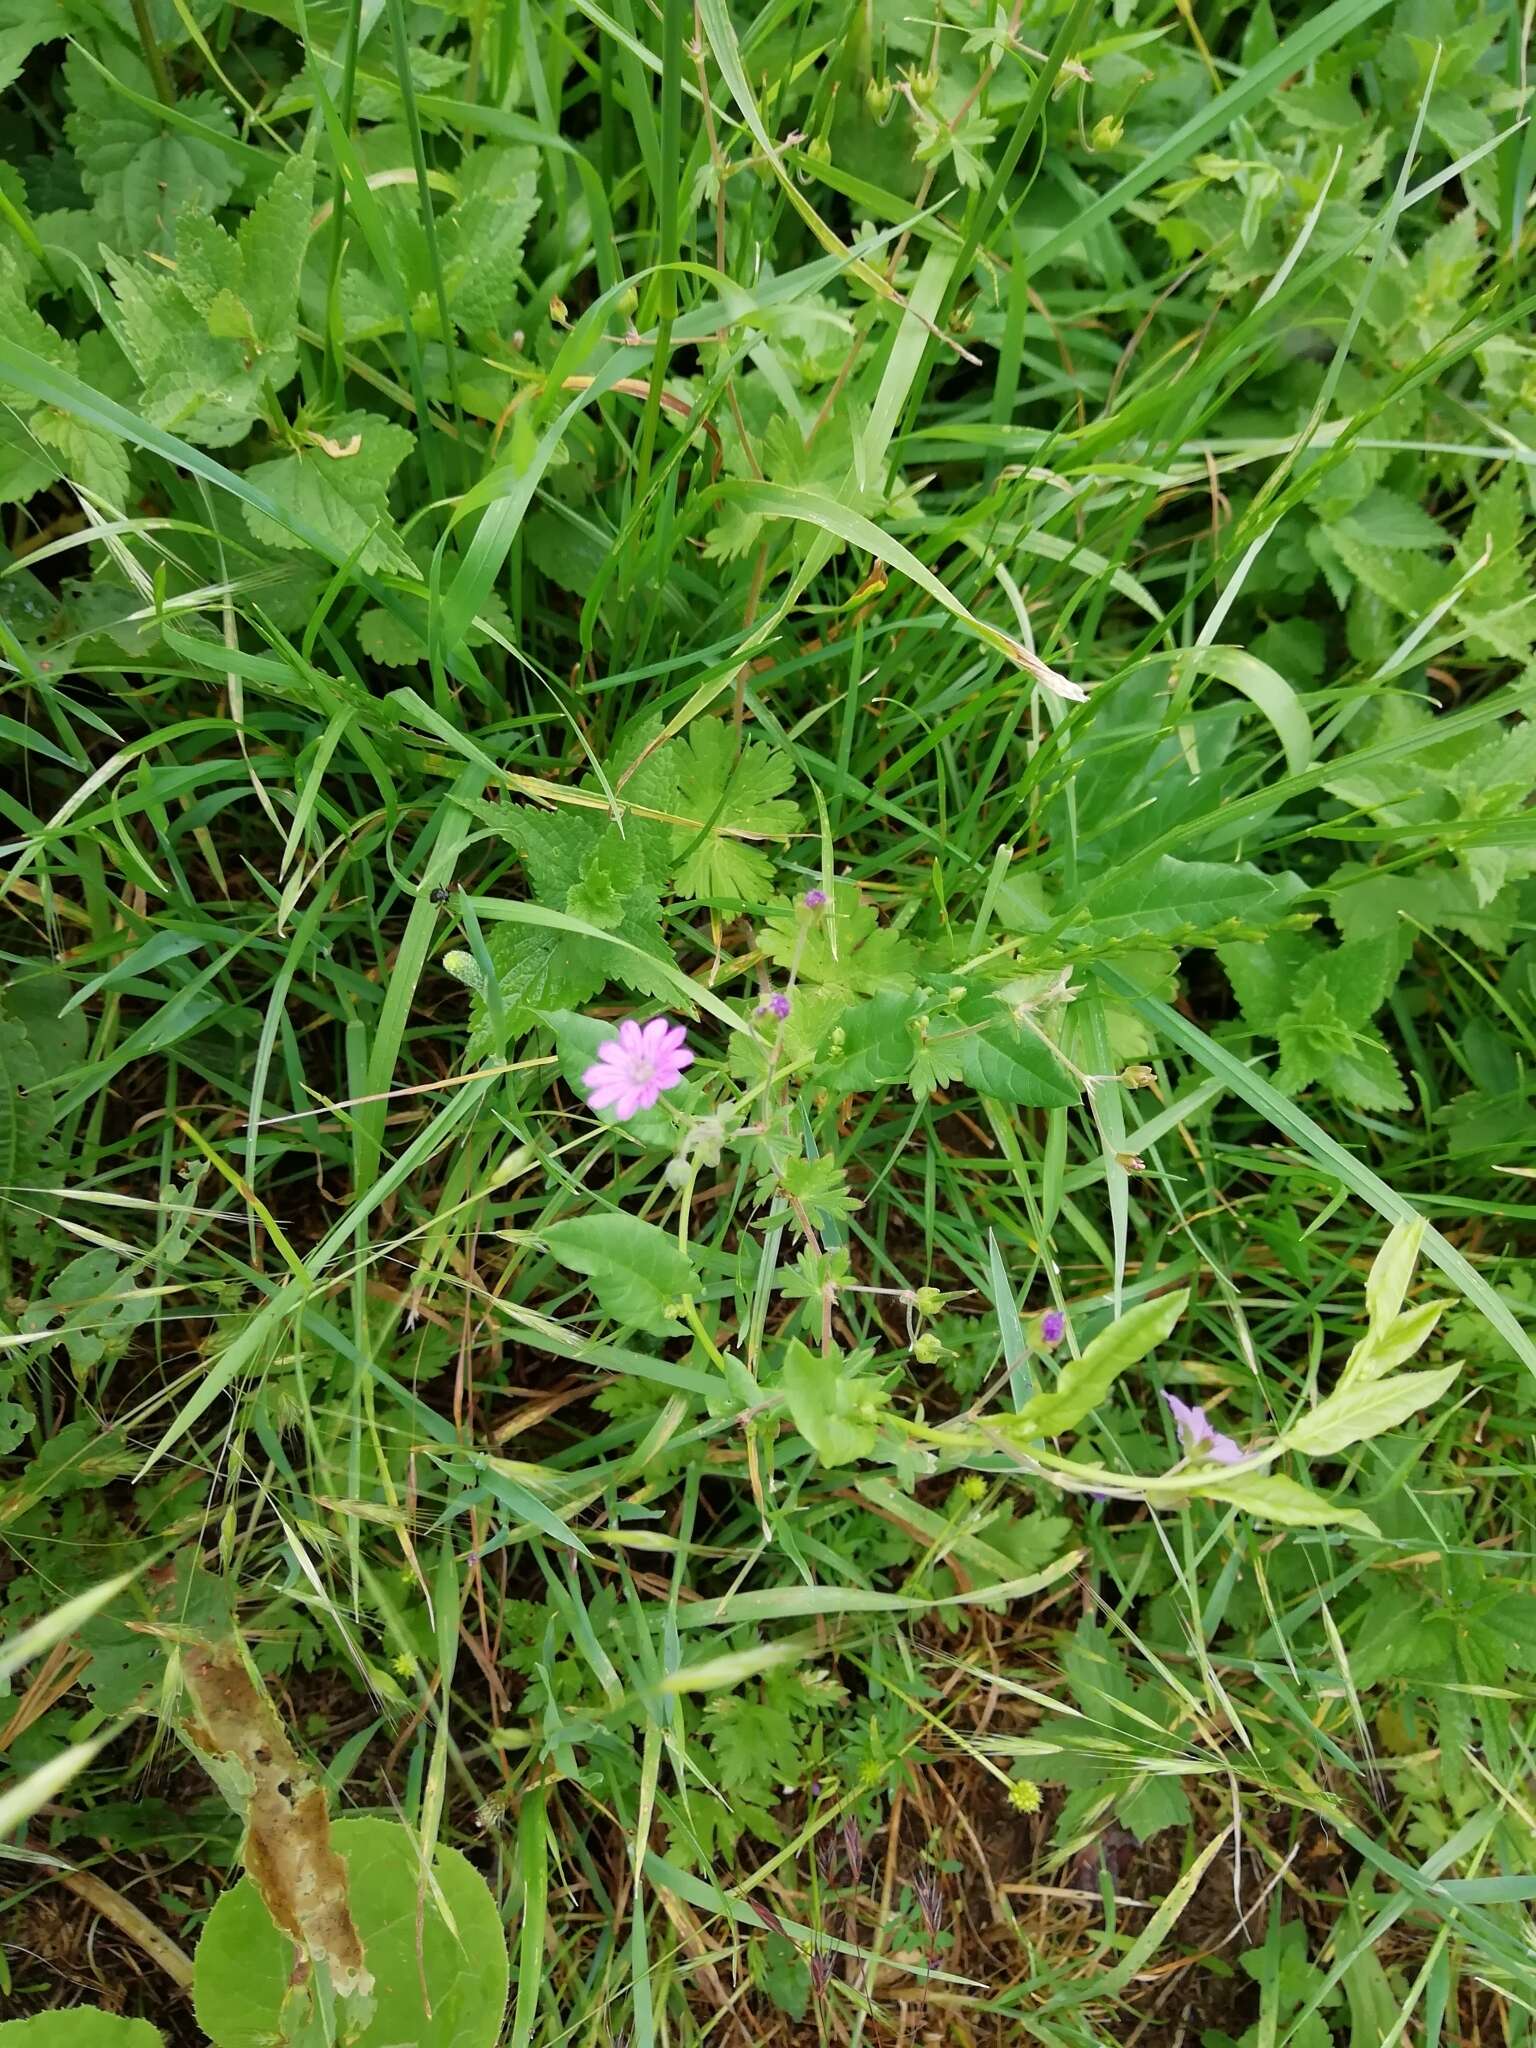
[180, 1637, 373, 2000]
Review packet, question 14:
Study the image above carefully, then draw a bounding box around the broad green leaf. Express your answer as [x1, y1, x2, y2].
[1009, 1290, 1188, 1439]
[0, 0, 64, 97]
[243, 412, 415, 572]
[779, 1337, 888, 1466]
[0, 2016, 165, 2045]
[1065, 856, 1304, 944]
[542, 1212, 698, 1335]
[1191, 1469, 1378, 1535]
[819, 991, 925, 1093]
[1331, 488, 1450, 552]
[759, 883, 915, 997]
[66, 53, 240, 254]
[947, 1010, 1081, 1109]
[1283, 1363, 1462, 1457]
[194, 1817, 508, 2048]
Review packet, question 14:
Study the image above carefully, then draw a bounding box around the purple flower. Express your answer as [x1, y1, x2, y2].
[758, 991, 791, 1019]
[803, 888, 828, 908]
[1162, 1392, 1243, 1466]
[580, 1016, 693, 1120]
[1040, 1309, 1066, 1346]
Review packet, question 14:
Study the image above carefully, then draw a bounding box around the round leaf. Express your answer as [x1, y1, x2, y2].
[194, 1816, 508, 2048]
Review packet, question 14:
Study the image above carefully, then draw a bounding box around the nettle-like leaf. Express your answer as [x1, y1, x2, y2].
[1061, 854, 1306, 946]
[0, 969, 83, 1265]
[1220, 928, 1410, 1113]
[107, 157, 314, 447]
[342, 144, 539, 340]
[671, 719, 801, 904]
[454, 796, 674, 1049]
[357, 587, 511, 668]
[0, 256, 129, 503]
[542, 1211, 698, 1335]
[1030, 1621, 1191, 1846]
[0, 0, 64, 97]
[243, 410, 415, 571]
[942, 993, 1080, 1109]
[65, 51, 239, 253]
[780, 1336, 889, 1466]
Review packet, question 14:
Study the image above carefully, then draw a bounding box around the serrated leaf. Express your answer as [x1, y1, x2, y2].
[542, 1212, 697, 1335]
[780, 1337, 888, 1466]
[0, 2013, 166, 2045]
[437, 146, 539, 332]
[1009, 1290, 1188, 1439]
[1331, 489, 1450, 552]
[0, 0, 64, 97]
[671, 719, 801, 904]
[66, 56, 239, 254]
[1283, 1363, 1462, 1458]
[106, 165, 317, 451]
[1066, 856, 1304, 942]
[243, 412, 414, 571]
[760, 883, 914, 997]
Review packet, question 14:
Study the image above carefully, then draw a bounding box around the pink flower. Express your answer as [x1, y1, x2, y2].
[580, 1016, 693, 1120]
[1040, 1309, 1066, 1346]
[757, 992, 791, 1019]
[1162, 1393, 1243, 1466]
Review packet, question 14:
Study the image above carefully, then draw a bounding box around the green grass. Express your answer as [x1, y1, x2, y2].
[3, 0, 1536, 2042]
